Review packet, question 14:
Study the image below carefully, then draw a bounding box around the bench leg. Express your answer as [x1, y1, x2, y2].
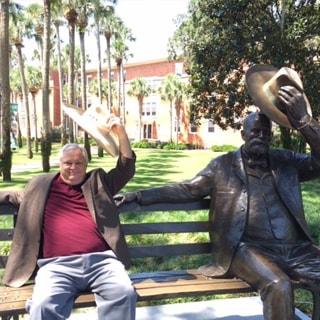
[311, 289, 320, 320]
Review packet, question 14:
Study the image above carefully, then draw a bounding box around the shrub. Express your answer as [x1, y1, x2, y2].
[211, 144, 237, 152]
[131, 141, 157, 149]
[163, 143, 187, 150]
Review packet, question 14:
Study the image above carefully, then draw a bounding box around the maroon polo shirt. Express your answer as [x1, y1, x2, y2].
[42, 175, 109, 258]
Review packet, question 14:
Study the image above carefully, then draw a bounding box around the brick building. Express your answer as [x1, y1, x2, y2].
[86, 58, 243, 148]
[16, 58, 243, 149]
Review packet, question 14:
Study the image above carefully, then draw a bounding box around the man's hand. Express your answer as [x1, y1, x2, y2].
[113, 192, 139, 206]
[278, 85, 311, 129]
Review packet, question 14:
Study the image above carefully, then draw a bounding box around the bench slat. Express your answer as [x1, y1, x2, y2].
[0, 205, 17, 215]
[129, 243, 211, 258]
[0, 256, 8, 269]
[0, 271, 253, 316]
[119, 199, 211, 213]
[0, 229, 14, 241]
[122, 221, 209, 234]
[135, 281, 254, 301]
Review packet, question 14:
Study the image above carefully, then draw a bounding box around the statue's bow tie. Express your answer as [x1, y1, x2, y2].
[247, 158, 268, 168]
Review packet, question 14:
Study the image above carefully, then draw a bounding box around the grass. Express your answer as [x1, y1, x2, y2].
[1, 145, 320, 316]
[3, 145, 217, 190]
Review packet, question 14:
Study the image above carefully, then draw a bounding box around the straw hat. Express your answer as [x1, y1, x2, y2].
[245, 64, 312, 128]
[63, 103, 119, 157]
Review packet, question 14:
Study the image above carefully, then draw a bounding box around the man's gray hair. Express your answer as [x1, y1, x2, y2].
[59, 143, 89, 163]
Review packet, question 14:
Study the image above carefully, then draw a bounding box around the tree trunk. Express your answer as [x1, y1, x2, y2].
[41, 0, 52, 172]
[31, 91, 39, 152]
[95, 18, 103, 105]
[0, 0, 12, 180]
[66, 10, 77, 143]
[105, 34, 112, 112]
[116, 60, 122, 117]
[138, 97, 143, 141]
[79, 30, 91, 160]
[54, 21, 67, 146]
[16, 44, 33, 159]
[175, 102, 181, 144]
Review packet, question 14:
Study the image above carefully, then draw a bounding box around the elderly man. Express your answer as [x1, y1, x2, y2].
[0, 113, 137, 320]
[116, 66, 320, 320]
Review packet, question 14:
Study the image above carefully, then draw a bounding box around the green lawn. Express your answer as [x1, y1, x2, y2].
[1, 145, 319, 316]
[3, 146, 217, 190]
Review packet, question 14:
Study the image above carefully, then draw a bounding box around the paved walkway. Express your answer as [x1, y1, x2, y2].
[67, 297, 310, 320]
[11, 159, 60, 173]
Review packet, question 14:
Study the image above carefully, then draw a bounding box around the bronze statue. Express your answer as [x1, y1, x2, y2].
[115, 65, 320, 320]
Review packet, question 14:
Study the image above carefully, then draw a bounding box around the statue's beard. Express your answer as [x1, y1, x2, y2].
[245, 139, 269, 158]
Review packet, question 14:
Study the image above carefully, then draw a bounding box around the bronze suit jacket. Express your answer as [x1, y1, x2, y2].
[1, 154, 135, 288]
[139, 148, 320, 277]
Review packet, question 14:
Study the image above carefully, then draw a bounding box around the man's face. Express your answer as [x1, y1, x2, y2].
[59, 148, 87, 185]
[241, 114, 272, 157]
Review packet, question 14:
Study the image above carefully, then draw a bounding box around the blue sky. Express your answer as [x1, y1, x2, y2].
[17, 0, 189, 64]
[115, 0, 189, 62]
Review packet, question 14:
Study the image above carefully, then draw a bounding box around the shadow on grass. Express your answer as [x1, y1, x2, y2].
[0, 170, 52, 189]
[126, 150, 188, 191]
[2, 149, 189, 191]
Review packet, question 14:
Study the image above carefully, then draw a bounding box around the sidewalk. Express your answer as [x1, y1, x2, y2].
[11, 159, 60, 173]
[67, 297, 311, 320]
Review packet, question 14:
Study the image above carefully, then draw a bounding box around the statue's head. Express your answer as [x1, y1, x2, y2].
[241, 112, 272, 158]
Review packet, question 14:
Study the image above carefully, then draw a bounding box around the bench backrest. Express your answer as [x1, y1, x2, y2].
[0, 199, 211, 269]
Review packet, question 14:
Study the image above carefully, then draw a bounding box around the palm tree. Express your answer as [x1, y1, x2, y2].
[92, 1, 116, 158]
[127, 77, 154, 141]
[88, 78, 111, 104]
[76, 0, 91, 160]
[112, 19, 135, 121]
[172, 79, 186, 144]
[9, 68, 23, 149]
[25, 3, 44, 60]
[26, 66, 42, 153]
[159, 74, 186, 143]
[0, 0, 12, 180]
[90, 0, 105, 105]
[41, 0, 53, 172]
[64, 0, 78, 143]
[24, 2, 48, 159]
[100, 7, 117, 111]
[52, 0, 67, 145]
[10, 8, 33, 159]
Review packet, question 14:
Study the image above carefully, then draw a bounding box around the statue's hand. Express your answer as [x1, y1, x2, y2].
[278, 85, 310, 129]
[113, 192, 139, 206]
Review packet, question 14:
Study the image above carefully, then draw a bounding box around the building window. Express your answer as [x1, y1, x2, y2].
[208, 120, 215, 133]
[147, 78, 159, 93]
[190, 124, 197, 133]
[143, 124, 152, 139]
[175, 63, 183, 77]
[142, 102, 156, 117]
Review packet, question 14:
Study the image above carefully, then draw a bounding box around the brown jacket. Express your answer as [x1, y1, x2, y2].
[1, 154, 135, 288]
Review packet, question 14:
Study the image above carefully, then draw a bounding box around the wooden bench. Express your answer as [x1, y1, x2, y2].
[0, 200, 319, 320]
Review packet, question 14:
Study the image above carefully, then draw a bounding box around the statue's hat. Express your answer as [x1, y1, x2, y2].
[246, 64, 311, 128]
